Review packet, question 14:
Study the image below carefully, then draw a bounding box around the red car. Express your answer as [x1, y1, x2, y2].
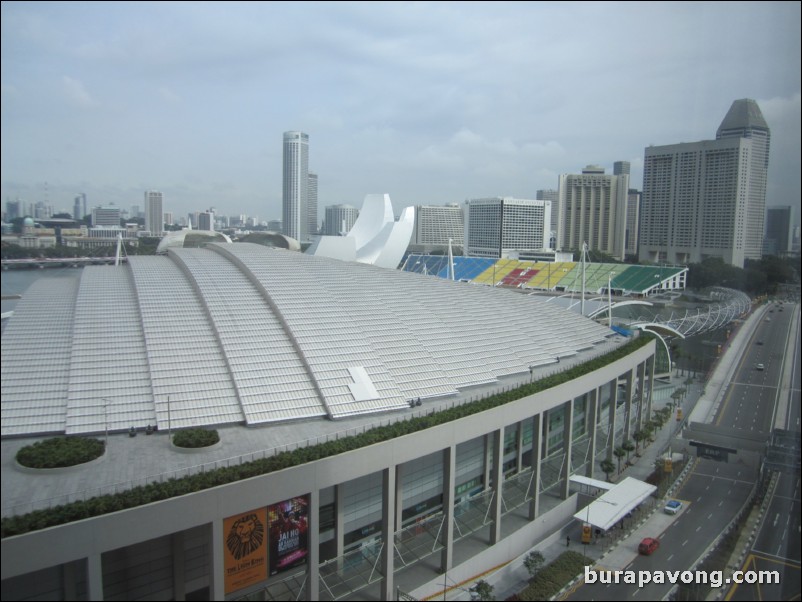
[638, 537, 660, 555]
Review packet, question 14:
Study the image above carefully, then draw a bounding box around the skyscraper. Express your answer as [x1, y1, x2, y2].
[536, 189, 559, 247]
[412, 204, 464, 247]
[464, 197, 550, 258]
[73, 193, 86, 221]
[557, 165, 629, 260]
[764, 206, 792, 256]
[144, 190, 164, 236]
[282, 131, 309, 242]
[307, 172, 318, 237]
[323, 204, 359, 236]
[639, 99, 770, 267]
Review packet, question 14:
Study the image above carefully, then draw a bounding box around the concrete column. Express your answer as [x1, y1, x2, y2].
[63, 560, 78, 601]
[210, 520, 225, 601]
[440, 445, 456, 573]
[528, 414, 541, 521]
[307, 488, 320, 601]
[516, 421, 524, 474]
[335, 484, 345, 568]
[395, 464, 404, 532]
[483, 433, 492, 492]
[586, 389, 599, 479]
[647, 354, 655, 421]
[637, 361, 647, 430]
[172, 531, 186, 601]
[623, 370, 634, 442]
[490, 427, 504, 545]
[607, 380, 617, 461]
[87, 553, 104, 601]
[560, 400, 574, 499]
[381, 466, 396, 601]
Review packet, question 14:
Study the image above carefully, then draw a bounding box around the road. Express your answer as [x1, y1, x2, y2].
[725, 301, 801, 602]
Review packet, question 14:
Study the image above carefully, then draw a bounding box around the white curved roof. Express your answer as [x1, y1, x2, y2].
[1, 243, 614, 437]
[156, 229, 233, 253]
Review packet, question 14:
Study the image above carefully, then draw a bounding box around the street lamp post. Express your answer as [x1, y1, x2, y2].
[100, 398, 110, 446]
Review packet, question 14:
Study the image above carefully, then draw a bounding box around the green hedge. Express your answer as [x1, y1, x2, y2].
[1, 336, 651, 538]
[15, 437, 105, 469]
[172, 428, 219, 448]
[517, 551, 593, 600]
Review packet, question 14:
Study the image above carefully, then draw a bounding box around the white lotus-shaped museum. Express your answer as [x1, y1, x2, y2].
[309, 193, 414, 269]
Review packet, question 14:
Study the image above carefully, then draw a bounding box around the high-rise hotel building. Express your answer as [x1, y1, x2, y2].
[282, 131, 309, 242]
[412, 203, 464, 248]
[639, 99, 770, 267]
[464, 197, 550, 258]
[557, 165, 629, 260]
[144, 190, 164, 237]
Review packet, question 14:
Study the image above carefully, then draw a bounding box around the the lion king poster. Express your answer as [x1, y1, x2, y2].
[223, 507, 268, 594]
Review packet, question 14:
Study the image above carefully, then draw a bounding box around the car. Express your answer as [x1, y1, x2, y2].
[756, 340, 764, 345]
[638, 537, 660, 555]
[756, 363, 765, 371]
[664, 500, 683, 515]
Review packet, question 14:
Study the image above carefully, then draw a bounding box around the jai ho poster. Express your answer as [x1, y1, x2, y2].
[268, 495, 309, 576]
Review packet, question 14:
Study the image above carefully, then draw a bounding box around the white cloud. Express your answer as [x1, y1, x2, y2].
[61, 76, 98, 108]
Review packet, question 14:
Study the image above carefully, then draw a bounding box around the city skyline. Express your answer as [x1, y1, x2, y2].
[1, 2, 800, 225]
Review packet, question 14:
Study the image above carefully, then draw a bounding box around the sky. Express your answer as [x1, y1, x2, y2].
[2, 1, 800, 225]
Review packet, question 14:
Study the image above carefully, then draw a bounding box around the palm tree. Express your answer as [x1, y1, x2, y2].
[601, 459, 615, 482]
[613, 447, 626, 473]
[622, 440, 635, 465]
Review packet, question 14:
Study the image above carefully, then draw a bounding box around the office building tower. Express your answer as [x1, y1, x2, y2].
[536, 189, 560, 244]
[412, 204, 464, 246]
[164, 212, 174, 228]
[763, 206, 793, 256]
[639, 99, 770, 267]
[145, 191, 164, 236]
[464, 197, 550, 258]
[198, 211, 214, 232]
[557, 165, 629, 260]
[323, 204, 359, 236]
[625, 189, 641, 258]
[613, 161, 631, 176]
[73, 193, 86, 221]
[5, 199, 21, 221]
[282, 131, 309, 242]
[91, 206, 121, 227]
[307, 173, 318, 237]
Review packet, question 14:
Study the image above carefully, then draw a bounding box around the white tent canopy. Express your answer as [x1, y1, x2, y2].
[572, 476, 657, 532]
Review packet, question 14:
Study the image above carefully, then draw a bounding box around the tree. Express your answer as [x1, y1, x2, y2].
[613, 447, 626, 474]
[472, 579, 495, 601]
[600, 459, 615, 482]
[622, 440, 635, 465]
[523, 551, 544, 578]
[632, 430, 646, 456]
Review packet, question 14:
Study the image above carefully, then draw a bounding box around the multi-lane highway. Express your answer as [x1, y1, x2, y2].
[725, 301, 801, 601]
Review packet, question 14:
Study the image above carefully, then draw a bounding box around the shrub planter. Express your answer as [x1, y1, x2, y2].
[15, 437, 106, 471]
[170, 429, 221, 452]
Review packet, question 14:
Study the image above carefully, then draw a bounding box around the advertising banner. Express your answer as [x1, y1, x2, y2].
[268, 495, 309, 576]
[223, 507, 268, 595]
